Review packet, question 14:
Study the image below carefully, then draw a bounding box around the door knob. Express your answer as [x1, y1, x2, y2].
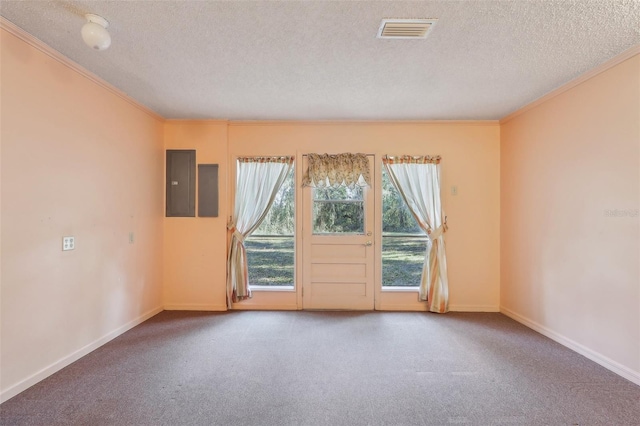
[364, 241, 373, 246]
[366, 231, 372, 236]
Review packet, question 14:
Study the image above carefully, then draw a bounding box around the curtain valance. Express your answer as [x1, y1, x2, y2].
[302, 153, 370, 188]
[237, 156, 294, 164]
[382, 155, 441, 165]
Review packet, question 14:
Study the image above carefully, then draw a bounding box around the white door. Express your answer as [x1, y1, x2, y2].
[302, 158, 374, 310]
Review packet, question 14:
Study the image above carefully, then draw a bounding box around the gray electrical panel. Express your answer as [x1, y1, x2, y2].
[166, 150, 196, 217]
[198, 164, 219, 217]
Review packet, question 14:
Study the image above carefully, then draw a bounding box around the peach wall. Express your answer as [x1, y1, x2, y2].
[163, 122, 229, 311]
[163, 122, 501, 312]
[0, 28, 164, 401]
[501, 54, 640, 383]
[225, 122, 501, 311]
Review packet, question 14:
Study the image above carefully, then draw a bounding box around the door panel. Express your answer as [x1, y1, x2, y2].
[310, 262, 366, 279]
[312, 282, 367, 296]
[311, 243, 367, 258]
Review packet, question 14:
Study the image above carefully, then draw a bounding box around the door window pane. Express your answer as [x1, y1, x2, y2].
[312, 185, 364, 234]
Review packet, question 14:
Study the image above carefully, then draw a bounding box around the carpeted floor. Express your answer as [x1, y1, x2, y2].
[1, 311, 639, 425]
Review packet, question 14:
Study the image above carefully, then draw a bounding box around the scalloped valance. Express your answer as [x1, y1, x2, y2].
[237, 156, 294, 164]
[382, 155, 441, 165]
[302, 153, 370, 188]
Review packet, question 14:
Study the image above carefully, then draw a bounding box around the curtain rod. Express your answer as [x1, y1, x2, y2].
[301, 153, 375, 156]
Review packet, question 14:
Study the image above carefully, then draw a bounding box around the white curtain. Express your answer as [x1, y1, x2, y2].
[383, 155, 449, 313]
[227, 156, 293, 308]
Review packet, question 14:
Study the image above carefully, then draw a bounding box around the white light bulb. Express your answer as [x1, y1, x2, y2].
[81, 14, 111, 51]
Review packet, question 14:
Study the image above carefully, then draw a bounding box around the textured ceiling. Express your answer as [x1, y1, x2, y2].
[1, 0, 639, 120]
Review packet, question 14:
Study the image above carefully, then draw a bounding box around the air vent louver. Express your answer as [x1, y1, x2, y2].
[377, 19, 437, 39]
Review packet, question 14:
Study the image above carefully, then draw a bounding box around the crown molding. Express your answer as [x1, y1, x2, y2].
[0, 16, 165, 122]
[164, 119, 230, 124]
[228, 120, 499, 127]
[500, 44, 640, 124]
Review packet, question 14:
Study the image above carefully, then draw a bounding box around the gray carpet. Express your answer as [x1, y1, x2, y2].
[1, 311, 639, 425]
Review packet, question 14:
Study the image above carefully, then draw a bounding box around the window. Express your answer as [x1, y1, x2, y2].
[312, 185, 365, 234]
[245, 167, 295, 287]
[381, 168, 428, 287]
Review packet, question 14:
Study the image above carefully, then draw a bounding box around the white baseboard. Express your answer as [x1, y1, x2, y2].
[377, 305, 428, 311]
[163, 304, 227, 311]
[0, 305, 164, 403]
[449, 304, 500, 312]
[232, 304, 298, 311]
[500, 306, 640, 386]
[375, 304, 499, 312]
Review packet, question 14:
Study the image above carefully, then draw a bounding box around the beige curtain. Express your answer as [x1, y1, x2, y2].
[302, 153, 370, 187]
[382, 155, 449, 313]
[227, 156, 294, 308]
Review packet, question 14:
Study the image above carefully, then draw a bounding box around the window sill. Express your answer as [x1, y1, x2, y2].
[381, 286, 419, 292]
[249, 285, 295, 292]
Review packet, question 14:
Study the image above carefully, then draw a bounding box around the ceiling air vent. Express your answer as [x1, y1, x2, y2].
[377, 19, 437, 39]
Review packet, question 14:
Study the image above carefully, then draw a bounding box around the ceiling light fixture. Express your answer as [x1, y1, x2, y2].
[81, 14, 111, 51]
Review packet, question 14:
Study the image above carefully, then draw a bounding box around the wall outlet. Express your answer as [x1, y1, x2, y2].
[62, 236, 75, 251]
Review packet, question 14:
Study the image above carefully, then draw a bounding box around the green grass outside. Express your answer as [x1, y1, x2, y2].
[381, 236, 426, 287]
[245, 235, 426, 287]
[245, 236, 295, 286]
